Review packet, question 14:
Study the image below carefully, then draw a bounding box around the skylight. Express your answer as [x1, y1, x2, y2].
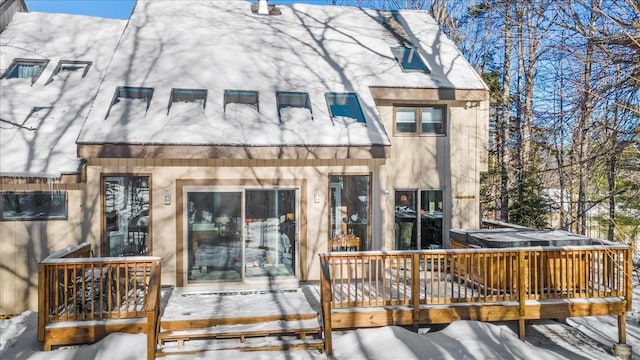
[45, 60, 92, 85]
[325, 93, 366, 123]
[276, 91, 312, 122]
[391, 46, 430, 73]
[168, 88, 207, 114]
[105, 86, 154, 119]
[1, 58, 49, 84]
[224, 90, 259, 112]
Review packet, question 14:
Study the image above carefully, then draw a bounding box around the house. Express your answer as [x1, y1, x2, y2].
[0, 0, 26, 31]
[0, 0, 488, 315]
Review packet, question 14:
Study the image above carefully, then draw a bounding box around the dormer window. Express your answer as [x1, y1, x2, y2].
[2, 58, 49, 84]
[224, 90, 259, 112]
[105, 86, 154, 119]
[326, 92, 366, 124]
[276, 91, 312, 123]
[168, 88, 207, 114]
[391, 46, 429, 73]
[45, 60, 92, 85]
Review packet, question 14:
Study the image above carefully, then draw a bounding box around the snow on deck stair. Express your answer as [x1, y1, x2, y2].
[157, 288, 324, 355]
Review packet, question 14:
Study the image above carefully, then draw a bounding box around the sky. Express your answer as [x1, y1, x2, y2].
[24, 0, 333, 20]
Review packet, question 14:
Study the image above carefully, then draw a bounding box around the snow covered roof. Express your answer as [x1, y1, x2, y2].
[77, 0, 486, 148]
[0, 12, 126, 177]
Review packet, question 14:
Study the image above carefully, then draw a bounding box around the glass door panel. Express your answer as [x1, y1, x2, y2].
[329, 175, 370, 251]
[187, 191, 242, 282]
[394, 189, 443, 250]
[104, 176, 150, 257]
[419, 190, 443, 249]
[245, 189, 296, 278]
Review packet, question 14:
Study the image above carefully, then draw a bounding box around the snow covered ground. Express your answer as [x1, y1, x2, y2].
[2, 284, 639, 359]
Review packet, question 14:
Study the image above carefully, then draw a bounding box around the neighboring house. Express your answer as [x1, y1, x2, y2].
[0, 0, 26, 31]
[0, 12, 126, 314]
[0, 0, 488, 314]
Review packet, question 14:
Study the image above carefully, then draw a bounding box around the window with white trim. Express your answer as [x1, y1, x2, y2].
[224, 90, 259, 112]
[326, 92, 366, 123]
[391, 46, 430, 73]
[1, 58, 49, 84]
[105, 86, 154, 119]
[394, 106, 446, 135]
[276, 91, 312, 122]
[45, 60, 92, 85]
[168, 88, 207, 114]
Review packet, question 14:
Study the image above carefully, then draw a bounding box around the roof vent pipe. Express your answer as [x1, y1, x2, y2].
[258, 0, 269, 15]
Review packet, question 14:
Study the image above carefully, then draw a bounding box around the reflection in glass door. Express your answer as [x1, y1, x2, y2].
[187, 191, 242, 282]
[394, 189, 443, 250]
[245, 189, 296, 278]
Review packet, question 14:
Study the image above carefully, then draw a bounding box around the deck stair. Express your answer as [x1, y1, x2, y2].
[155, 288, 324, 356]
[157, 314, 323, 356]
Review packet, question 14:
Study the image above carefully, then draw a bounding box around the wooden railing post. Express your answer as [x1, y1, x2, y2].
[517, 250, 526, 340]
[411, 253, 420, 330]
[37, 263, 47, 342]
[319, 255, 333, 356]
[145, 262, 161, 360]
[625, 247, 633, 312]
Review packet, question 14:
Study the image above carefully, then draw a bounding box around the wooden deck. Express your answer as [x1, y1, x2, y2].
[319, 245, 633, 355]
[38, 241, 633, 358]
[38, 247, 323, 358]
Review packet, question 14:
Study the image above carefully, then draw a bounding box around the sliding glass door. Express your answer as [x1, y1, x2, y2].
[245, 189, 296, 278]
[187, 190, 243, 282]
[185, 187, 296, 283]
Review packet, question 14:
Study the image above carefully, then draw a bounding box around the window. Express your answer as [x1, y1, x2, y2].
[394, 106, 446, 135]
[45, 60, 92, 85]
[326, 93, 366, 123]
[329, 175, 370, 251]
[394, 189, 443, 250]
[276, 91, 312, 122]
[391, 46, 430, 73]
[1, 192, 67, 220]
[105, 86, 154, 119]
[103, 176, 150, 256]
[421, 107, 444, 133]
[168, 88, 207, 114]
[224, 90, 259, 112]
[2, 58, 49, 84]
[395, 108, 417, 132]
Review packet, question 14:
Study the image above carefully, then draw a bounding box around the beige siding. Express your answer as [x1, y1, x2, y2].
[379, 99, 489, 249]
[0, 189, 84, 315]
[0, 96, 488, 314]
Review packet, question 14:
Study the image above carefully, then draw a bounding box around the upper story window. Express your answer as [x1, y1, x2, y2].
[168, 88, 207, 114]
[105, 86, 154, 119]
[391, 46, 430, 73]
[224, 90, 259, 112]
[45, 60, 92, 85]
[394, 106, 446, 135]
[1, 58, 49, 84]
[326, 92, 366, 124]
[1, 192, 67, 220]
[276, 91, 312, 122]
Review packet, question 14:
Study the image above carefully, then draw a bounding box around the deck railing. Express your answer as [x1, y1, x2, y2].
[319, 245, 632, 355]
[38, 252, 162, 358]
